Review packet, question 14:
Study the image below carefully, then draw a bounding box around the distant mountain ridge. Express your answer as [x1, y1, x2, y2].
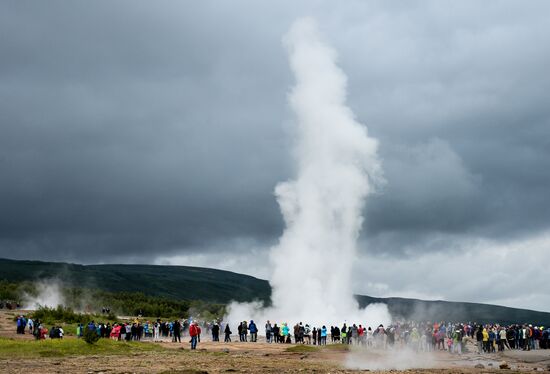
[1, 258, 549, 325]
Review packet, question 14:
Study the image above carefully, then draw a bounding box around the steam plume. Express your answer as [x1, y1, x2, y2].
[227, 18, 390, 326]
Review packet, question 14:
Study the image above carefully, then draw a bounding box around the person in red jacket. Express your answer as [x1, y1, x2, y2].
[189, 322, 199, 349]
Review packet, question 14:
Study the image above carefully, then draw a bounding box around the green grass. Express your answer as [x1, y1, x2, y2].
[324, 343, 351, 351]
[0, 337, 166, 358]
[285, 343, 351, 353]
[285, 344, 321, 353]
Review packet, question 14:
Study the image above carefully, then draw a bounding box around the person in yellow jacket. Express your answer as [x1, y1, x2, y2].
[482, 328, 489, 353]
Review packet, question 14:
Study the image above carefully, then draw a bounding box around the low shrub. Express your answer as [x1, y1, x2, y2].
[82, 327, 100, 344]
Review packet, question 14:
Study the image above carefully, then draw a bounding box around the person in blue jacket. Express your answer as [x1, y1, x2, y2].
[249, 320, 258, 342]
[321, 325, 328, 345]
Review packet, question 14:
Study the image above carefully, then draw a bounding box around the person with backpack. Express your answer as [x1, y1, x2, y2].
[248, 320, 258, 342]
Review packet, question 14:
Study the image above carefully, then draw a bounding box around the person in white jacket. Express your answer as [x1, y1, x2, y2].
[154, 321, 161, 342]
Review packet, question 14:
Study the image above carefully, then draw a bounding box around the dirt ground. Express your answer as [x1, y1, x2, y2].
[2, 311, 550, 374]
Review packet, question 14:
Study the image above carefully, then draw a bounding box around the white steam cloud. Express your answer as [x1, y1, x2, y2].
[23, 280, 65, 310]
[227, 18, 390, 327]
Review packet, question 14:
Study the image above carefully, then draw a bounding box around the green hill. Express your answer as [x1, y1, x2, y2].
[355, 295, 550, 326]
[1, 258, 549, 325]
[0, 258, 271, 304]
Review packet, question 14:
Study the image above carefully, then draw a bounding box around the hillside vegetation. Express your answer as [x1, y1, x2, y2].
[0, 258, 271, 304]
[2, 258, 550, 325]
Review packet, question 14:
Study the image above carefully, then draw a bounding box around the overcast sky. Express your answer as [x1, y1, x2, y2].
[1, 1, 550, 311]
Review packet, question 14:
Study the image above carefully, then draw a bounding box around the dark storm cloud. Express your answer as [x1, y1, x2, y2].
[1, 0, 550, 263]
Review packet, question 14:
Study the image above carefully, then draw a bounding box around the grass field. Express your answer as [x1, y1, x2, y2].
[0, 337, 166, 358]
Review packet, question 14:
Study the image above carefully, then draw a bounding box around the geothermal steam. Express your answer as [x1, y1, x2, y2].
[23, 280, 65, 310]
[227, 18, 390, 326]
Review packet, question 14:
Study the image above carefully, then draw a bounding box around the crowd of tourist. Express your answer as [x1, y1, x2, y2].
[15, 314, 550, 353]
[16, 315, 63, 339]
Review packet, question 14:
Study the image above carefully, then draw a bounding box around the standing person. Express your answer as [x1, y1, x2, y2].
[341, 324, 347, 344]
[299, 323, 305, 344]
[224, 323, 232, 342]
[482, 327, 489, 352]
[238, 322, 243, 342]
[137, 323, 142, 340]
[154, 321, 160, 342]
[242, 321, 248, 342]
[304, 324, 311, 344]
[281, 323, 290, 343]
[189, 322, 199, 349]
[265, 320, 272, 343]
[317, 327, 322, 346]
[312, 327, 317, 345]
[131, 323, 137, 341]
[272, 323, 280, 343]
[499, 328, 509, 351]
[321, 326, 327, 345]
[507, 326, 516, 349]
[452, 329, 462, 355]
[212, 322, 220, 342]
[476, 326, 483, 354]
[197, 323, 202, 343]
[334, 326, 341, 343]
[358, 325, 365, 345]
[351, 324, 358, 345]
[249, 320, 258, 342]
[120, 323, 126, 341]
[143, 321, 149, 339]
[173, 320, 181, 343]
[294, 323, 300, 344]
[125, 323, 132, 341]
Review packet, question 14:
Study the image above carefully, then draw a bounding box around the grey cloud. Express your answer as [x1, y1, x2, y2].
[1, 1, 550, 264]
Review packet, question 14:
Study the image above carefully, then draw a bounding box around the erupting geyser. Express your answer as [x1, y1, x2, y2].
[227, 18, 391, 327]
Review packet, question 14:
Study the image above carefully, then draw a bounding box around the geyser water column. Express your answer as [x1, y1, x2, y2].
[227, 18, 390, 327]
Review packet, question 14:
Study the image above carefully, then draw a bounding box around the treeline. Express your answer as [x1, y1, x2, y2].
[1, 280, 225, 320]
[0, 280, 34, 302]
[30, 305, 114, 325]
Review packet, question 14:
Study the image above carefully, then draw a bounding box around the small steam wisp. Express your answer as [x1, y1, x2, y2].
[227, 18, 390, 327]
